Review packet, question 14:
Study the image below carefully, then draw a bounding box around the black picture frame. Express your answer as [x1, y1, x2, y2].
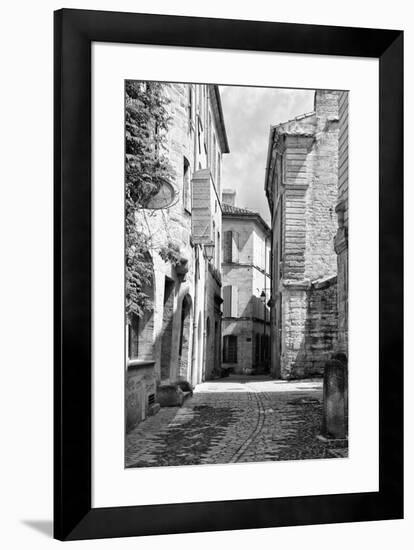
[54, 8, 403, 541]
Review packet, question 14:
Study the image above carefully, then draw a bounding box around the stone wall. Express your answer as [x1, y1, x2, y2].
[267, 90, 340, 379]
[306, 91, 339, 280]
[125, 364, 157, 432]
[281, 277, 338, 378]
[334, 91, 349, 355]
[126, 83, 220, 431]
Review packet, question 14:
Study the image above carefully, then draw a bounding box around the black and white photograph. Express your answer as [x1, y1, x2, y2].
[124, 81, 349, 468]
[0, 0, 408, 544]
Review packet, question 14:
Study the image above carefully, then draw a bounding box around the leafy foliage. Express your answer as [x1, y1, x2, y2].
[159, 240, 181, 266]
[125, 81, 173, 317]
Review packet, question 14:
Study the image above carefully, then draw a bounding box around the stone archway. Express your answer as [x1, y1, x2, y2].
[178, 294, 192, 380]
[160, 277, 175, 381]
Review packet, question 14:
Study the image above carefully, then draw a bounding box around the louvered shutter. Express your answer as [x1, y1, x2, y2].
[232, 231, 239, 263]
[231, 286, 238, 317]
[223, 286, 231, 317]
[223, 231, 232, 262]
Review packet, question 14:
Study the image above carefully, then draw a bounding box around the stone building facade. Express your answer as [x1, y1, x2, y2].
[334, 91, 349, 356]
[265, 90, 341, 379]
[126, 83, 229, 431]
[221, 190, 271, 374]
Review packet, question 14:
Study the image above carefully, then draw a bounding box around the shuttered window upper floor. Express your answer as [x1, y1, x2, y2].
[222, 230, 239, 263]
[223, 285, 238, 318]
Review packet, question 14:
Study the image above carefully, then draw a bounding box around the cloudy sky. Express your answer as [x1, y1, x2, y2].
[220, 86, 315, 224]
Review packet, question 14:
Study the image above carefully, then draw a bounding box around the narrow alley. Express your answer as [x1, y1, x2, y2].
[124, 83, 349, 467]
[126, 376, 347, 468]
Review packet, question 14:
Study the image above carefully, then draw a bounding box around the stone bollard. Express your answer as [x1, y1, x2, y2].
[321, 354, 348, 439]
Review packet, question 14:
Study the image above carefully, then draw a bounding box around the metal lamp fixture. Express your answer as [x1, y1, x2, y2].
[260, 290, 266, 304]
[204, 242, 215, 262]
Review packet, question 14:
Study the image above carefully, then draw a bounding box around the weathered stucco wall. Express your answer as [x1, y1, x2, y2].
[221, 202, 270, 374]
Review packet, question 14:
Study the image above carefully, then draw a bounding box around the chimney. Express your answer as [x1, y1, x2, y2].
[222, 189, 236, 206]
[314, 90, 340, 132]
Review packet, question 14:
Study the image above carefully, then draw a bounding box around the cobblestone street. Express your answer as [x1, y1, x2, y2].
[126, 376, 348, 468]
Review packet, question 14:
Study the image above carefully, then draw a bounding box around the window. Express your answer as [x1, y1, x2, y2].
[126, 254, 155, 363]
[223, 231, 232, 262]
[183, 156, 191, 212]
[223, 231, 239, 263]
[223, 335, 237, 363]
[223, 285, 238, 317]
[128, 314, 140, 359]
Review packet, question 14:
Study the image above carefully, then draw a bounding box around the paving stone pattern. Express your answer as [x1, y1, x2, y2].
[126, 376, 348, 468]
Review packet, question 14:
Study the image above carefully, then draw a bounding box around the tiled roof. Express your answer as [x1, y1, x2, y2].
[222, 203, 258, 216]
[222, 203, 270, 232]
[272, 111, 316, 136]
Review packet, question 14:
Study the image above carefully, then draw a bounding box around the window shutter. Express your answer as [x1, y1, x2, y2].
[232, 231, 239, 263]
[231, 286, 238, 317]
[223, 286, 231, 317]
[223, 231, 232, 262]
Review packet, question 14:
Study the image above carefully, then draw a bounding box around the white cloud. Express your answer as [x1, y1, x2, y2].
[220, 86, 315, 224]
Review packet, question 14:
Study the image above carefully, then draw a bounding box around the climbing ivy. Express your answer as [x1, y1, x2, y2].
[125, 81, 173, 318]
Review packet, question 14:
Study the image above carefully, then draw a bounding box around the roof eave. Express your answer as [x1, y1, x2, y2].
[223, 210, 271, 234]
[210, 85, 230, 154]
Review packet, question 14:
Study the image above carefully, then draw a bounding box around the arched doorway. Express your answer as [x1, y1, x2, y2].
[178, 294, 192, 379]
[160, 277, 174, 381]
